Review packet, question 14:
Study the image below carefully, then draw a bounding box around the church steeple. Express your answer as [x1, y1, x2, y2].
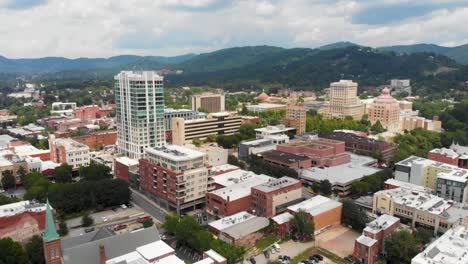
[43, 199, 59, 242]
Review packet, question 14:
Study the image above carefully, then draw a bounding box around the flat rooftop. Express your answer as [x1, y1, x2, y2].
[261, 150, 310, 164]
[384, 179, 431, 193]
[211, 164, 240, 175]
[115, 156, 139, 167]
[212, 169, 268, 187]
[412, 225, 468, 264]
[209, 211, 256, 231]
[300, 153, 380, 185]
[146, 145, 205, 161]
[0, 200, 46, 217]
[209, 174, 273, 201]
[288, 195, 342, 217]
[255, 125, 294, 134]
[363, 214, 400, 234]
[253, 176, 300, 193]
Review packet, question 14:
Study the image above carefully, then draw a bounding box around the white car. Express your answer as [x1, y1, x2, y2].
[273, 243, 281, 252]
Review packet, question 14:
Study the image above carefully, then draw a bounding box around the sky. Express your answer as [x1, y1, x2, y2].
[0, 0, 468, 58]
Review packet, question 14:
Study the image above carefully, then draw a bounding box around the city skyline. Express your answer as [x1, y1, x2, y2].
[0, 0, 467, 58]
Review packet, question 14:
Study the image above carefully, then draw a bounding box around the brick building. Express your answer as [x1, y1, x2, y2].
[287, 195, 342, 235]
[0, 201, 47, 243]
[114, 156, 139, 182]
[139, 145, 214, 215]
[208, 211, 269, 248]
[73, 105, 100, 121]
[206, 172, 273, 217]
[251, 176, 302, 218]
[353, 214, 400, 264]
[277, 137, 350, 167]
[260, 150, 312, 169]
[429, 145, 468, 169]
[321, 132, 396, 161]
[48, 135, 90, 169]
[71, 130, 117, 151]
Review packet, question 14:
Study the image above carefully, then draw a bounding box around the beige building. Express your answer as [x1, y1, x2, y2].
[320, 80, 365, 120]
[400, 113, 442, 132]
[191, 93, 225, 113]
[282, 103, 306, 135]
[367, 88, 400, 131]
[172, 112, 242, 145]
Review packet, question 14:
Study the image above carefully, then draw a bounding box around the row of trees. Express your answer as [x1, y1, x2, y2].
[351, 169, 393, 197]
[163, 215, 246, 264]
[249, 154, 298, 179]
[384, 228, 434, 264]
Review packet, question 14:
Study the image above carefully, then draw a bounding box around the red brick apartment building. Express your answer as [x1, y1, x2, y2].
[353, 214, 400, 264]
[277, 138, 350, 167]
[428, 147, 468, 169]
[139, 145, 214, 215]
[260, 150, 312, 170]
[251, 176, 302, 218]
[114, 156, 139, 182]
[72, 130, 117, 150]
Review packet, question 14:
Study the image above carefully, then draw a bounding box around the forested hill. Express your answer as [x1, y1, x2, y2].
[380, 43, 468, 64]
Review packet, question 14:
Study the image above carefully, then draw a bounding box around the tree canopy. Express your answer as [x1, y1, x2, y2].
[1, 170, 15, 190]
[0, 237, 30, 264]
[341, 199, 369, 232]
[290, 210, 315, 241]
[384, 230, 420, 264]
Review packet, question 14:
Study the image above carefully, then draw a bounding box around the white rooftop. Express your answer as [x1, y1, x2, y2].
[0, 200, 46, 217]
[209, 173, 273, 201]
[193, 259, 214, 264]
[356, 235, 377, 247]
[430, 147, 459, 159]
[211, 164, 240, 175]
[136, 240, 174, 261]
[255, 125, 295, 134]
[412, 225, 468, 264]
[212, 169, 269, 187]
[300, 153, 380, 185]
[146, 145, 205, 161]
[384, 179, 431, 193]
[288, 195, 342, 217]
[115, 156, 139, 167]
[204, 249, 226, 263]
[54, 138, 89, 151]
[271, 212, 294, 225]
[253, 176, 300, 193]
[208, 211, 256, 231]
[154, 254, 185, 264]
[363, 214, 400, 234]
[396, 155, 468, 183]
[247, 103, 286, 108]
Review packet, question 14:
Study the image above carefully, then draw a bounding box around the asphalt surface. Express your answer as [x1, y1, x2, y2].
[130, 189, 167, 223]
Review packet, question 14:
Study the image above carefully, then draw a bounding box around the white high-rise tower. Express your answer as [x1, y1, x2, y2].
[114, 71, 166, 159]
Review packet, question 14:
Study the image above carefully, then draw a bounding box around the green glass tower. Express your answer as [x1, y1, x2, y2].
[114, 71, 166, 159]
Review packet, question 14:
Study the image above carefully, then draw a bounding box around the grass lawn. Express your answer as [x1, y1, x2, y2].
[255, 235, 278, 250]
[290, 247, 347, 264]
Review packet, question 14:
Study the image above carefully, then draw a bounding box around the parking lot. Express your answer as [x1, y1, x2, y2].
[315, 225, 360, 258]
[244, 240, 315, 264]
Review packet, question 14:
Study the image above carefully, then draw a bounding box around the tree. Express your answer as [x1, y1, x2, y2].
[341, 199, 369, 231]
[142, 219, 154, 228]
[370, 120, 385, 134]
[192, 138, 202, 147]
[414, 227, 434, 245]
[58, 219, 68, 236]
[175, 216, 202, 246]
[81, 213, 94, 227]
[384, 230, 420, 264]
[79, 162, 111, 181]
[290, 210, 314, 241]
[319, 180, 332, 196]
[351, 181, 371, 197]
[0, 194, 19, 205]
[25, 235, 44, 264]
[227, 155, 246, 169]
[54, 164, 73, 183]
[17, 166, 27, 186]
[0, 237, 30, 264]
[1, 170, 15, 190]
[163, 214, 179, 234]
[239, 123, 259, 140]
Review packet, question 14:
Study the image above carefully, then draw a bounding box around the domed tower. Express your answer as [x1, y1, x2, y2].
[368, 87, 401, 131]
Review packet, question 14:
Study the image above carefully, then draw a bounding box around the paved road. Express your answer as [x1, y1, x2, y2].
[131, 189, 166, 223]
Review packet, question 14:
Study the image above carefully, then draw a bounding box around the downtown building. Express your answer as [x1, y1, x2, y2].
[139, 145, 215, 215]
[114, 71, 166, 159]
[320, 80, 365, 120]
[191, 93, 225, 113]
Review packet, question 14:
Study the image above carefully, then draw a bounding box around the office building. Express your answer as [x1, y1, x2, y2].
[353, 215, 400, 264]
[412, 225, 468, 264]
[321, 132, 396, 161]
[238, 138, 278, 161]
[139, 145, 214, 215]
[255, 125, 295, 139]
[260, 150, 312, 170]
[367, 88, 401, 132]
[395, 156, 468, 203]
[71, 130, 117, 151]
[48, 135, 90, 170]
[390, 79, 412, 96]
[164, 108, 206, 131]
[277, 137, 351, 167]
[51, 102, 77, 116]
[191, 93, 225, 113]
[287, 195, 342, 235]
[282, 103, 306, 135]
[114, 71, 165, 159]
[400, 112, 442, 132]
[320, 80, 365, 120]
[251, 176, 302, 218]
[171, 112, 242, 145]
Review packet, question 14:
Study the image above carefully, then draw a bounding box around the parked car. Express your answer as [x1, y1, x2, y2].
[263, 250, 270, 258]
[137, 215, 152, 223]
[113, 224, 127, 231]
[273, 243, 281, 252]
[249, 257, 256, 264]
[313, 254, 323, 261]
[84, 227, 95, 233]
[120, 204, 127, 209]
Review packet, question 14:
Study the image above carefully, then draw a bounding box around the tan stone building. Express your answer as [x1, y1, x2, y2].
[367, 88, 400, 131]
[282, 103, 306, 135]
[191, 93, 225, 113]
[320, 80, 365, 120]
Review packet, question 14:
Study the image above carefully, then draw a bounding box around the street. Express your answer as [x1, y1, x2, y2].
[130, 189, 167, 223]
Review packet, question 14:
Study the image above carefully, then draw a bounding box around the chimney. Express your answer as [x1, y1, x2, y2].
[99, 243, 106, 264]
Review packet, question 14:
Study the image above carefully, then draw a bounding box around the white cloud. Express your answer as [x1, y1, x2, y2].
[0, 0, 466, 58]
